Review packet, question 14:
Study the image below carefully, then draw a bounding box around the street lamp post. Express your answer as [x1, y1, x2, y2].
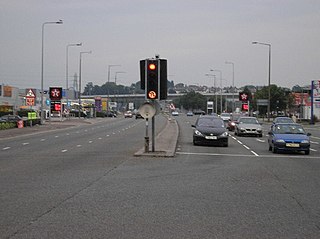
[225, 61, 235, 113]
[205, 73, 217, 113]
[114, 71, 126, 84]
[40, 20, 63, 125]
[66, 43, 82, 108]
[78, 51, 92, 118]
[210, 69, 223, 113]
[107, 64, 121, 83]
[252, 41, 271, 121]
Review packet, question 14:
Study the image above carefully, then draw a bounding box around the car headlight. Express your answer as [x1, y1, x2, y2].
[257, 128, 262, 131]
[240, 127, 246, 131]
[301, 140, 309, 144]
[231, 122, 236, 126]
[194, 130, 203, 136]
[275, 139, 285, 143]
[220, 132, 229, 137]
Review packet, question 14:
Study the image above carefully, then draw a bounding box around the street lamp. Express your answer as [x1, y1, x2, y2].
[205, 73, 217, 113]
[66, 43, 82, 108]
[210, 69, 223, 113]
[114, 71, 126, 84]
[107, 64, 121, 83]
[79, 51, 92, 118]
[40, 19, 63, 125]
[225, 61, 235, 113]
[252, 41, 271, 121]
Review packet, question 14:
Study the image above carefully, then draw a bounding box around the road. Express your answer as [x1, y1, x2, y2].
[1, 114, 320, 238]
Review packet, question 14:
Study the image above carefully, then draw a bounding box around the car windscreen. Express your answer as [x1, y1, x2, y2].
[239, 118, 259, 124]
[197, 118, 225, 128]
[274, 124, 306, 134]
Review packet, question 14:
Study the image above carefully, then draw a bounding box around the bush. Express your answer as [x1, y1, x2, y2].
[0, 122, 16, 130]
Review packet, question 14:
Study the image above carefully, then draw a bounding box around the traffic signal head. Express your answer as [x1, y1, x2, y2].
[146, 60, 159, 100]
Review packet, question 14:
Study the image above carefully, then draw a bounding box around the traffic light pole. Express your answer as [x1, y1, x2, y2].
[152, 116, 155, 152]
[145, 118, 149, 152]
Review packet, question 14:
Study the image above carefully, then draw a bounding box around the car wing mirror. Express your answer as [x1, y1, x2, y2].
[307, 132, 312, 136]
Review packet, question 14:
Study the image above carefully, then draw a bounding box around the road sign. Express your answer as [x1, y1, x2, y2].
[139, 102, 156, 119]
[26, 89, 36, 97]
[26, 97, 35, 106]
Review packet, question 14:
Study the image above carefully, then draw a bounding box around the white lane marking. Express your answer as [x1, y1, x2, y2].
[22, 142, 29, 146]
[40, 139, 46, 142]
[311, 136, 320, 140]
[310, 141, 319, 145]
[243, 145, 250, 150]
[2, 147, 11, 151]
[89, 141, 93, 144]
[66, 133, 70, 136]
[310, 148, 317, 152]
[55, 135, 59, 138]
[106, 135, 110, 137]
[256, 139, 265, 143]
[177, 151, 319, 159]
[251, 151, 259, 156]
[98, 137, 102, 140]
[61, 149, 68, 153]
[77, 145, 82, 147]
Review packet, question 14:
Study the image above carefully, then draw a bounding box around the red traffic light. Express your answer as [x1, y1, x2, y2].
[242, 103, 249, 111]
[148, 63, 156, 70]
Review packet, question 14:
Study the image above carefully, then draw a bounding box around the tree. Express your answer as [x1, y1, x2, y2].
[174, 91, 207, 111]
[253, 84, 294, 115]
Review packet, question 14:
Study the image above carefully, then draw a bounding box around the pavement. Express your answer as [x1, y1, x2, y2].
[0, 115, 179, 157]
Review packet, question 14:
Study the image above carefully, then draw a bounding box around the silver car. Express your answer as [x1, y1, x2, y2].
[235, 117, 263, 137]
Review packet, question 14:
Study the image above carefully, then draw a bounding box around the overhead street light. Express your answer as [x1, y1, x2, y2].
[225, 61, 235, 113]
[114, 71, 126, 84]
[252, 41, 271, 121]
[66, 43, 82, 109]
[79, 51, 92, 118]
[40, 19, 63, 125]
[205, 73, 217, 113]
[107, 64, 121, 83]
[210, 69, 223, 113]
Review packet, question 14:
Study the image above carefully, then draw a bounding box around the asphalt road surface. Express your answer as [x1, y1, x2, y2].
[1, 114, 320, 238]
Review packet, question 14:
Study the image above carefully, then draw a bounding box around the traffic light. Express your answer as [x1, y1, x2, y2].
[242, 103, 249, 111]
[159, 59, 167, 100]
[140, 57, 167, 100]
[146, 60, 159, 100]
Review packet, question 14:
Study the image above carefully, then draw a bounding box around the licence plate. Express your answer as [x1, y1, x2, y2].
[286, 143, 300, 147]
[205, 136, 217, 140]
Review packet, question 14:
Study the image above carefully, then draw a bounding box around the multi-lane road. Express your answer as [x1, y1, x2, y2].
[1, 114, 320, 238]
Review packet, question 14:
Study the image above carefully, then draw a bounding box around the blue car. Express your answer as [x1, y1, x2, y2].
[268, 123, 311, 155]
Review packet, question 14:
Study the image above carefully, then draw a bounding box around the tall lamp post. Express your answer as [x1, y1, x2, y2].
[114, 71, 126, 85]
[66, 43, 82, 108]
[205, 73, 217, 113]
[107, 64, 121, 83]
[40, 20, 63, 125]
[225, 61, 235, 113]
[78, 51, 92, 118]
[210, 69, 223, 113]
[252, 41, 271, 121]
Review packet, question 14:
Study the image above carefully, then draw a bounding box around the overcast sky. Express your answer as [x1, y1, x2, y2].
[1, 0, 320, 91]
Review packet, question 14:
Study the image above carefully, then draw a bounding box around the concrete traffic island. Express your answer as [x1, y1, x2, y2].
[134, 117, 179, 157]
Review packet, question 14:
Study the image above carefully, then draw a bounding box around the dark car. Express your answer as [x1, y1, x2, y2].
[135, 112, 144, 119]
[105, 111, 117, 117]
[268, 123, 311, 155]
[0, 114, 22, 123]
[192, 115, 229, 146]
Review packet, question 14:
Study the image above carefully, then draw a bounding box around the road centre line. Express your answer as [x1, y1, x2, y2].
[2, 147, 11, 151]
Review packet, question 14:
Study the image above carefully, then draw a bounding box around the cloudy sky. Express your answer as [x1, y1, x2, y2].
[1, 0, 320, 91]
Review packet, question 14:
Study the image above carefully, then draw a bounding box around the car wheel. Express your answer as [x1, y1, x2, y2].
[305, 149, 310, 155]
